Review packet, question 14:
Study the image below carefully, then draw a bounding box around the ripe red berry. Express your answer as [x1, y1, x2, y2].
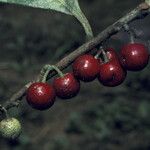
[72, 54, 100, 82]
[53, 73, 80, 99]
[98, 61, 127, 87]
[106, 48, 119, 61]
[26, 82, 56, 110]
[120, 43, 149, 71]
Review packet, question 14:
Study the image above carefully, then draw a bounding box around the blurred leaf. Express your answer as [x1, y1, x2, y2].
[19, 133, 31, 145]
[65, 112, 85, 134]
[145, 0, 150, 6]
[138, 101, 150, 118]
[0, 0, 93, 39]
[49, 135, 70, 150]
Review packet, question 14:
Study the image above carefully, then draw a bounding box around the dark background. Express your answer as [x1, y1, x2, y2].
[0, 0, 150, 150]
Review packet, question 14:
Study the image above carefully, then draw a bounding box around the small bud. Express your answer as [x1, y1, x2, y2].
[0, 118, 21, 139]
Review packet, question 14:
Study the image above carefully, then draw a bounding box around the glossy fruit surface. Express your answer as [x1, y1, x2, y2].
[26, 82, 56, 110]
[72, 54, 100, 82]
[0, 118, 21, 139]
[106, 48, 119, 61]
[120, 43, 149, 71]
[53, 73, 80, 99]
[98, 61, 127, 87]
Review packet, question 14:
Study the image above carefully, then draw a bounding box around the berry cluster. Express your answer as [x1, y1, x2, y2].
[26, 42, 149, 111]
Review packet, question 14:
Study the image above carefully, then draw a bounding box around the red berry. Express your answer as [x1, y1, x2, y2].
[26, 82, 56, 110]
[98, 61, 127, 87]
[72, 54, 100, 82]
[53, 73, 80, 99]
[106, 48, 119, 61]
[120, 43, 149, 71]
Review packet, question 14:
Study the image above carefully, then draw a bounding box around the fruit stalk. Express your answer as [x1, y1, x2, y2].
[39, 65, 64, 83]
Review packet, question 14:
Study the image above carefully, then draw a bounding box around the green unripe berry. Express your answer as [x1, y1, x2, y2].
[0, 118, 21, 139]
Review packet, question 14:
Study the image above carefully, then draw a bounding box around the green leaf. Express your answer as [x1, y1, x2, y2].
[0, 0, 93, 39]
[145, 0, 150, 6]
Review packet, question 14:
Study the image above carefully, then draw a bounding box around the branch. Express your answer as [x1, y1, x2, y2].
[1, 2, 150, 112]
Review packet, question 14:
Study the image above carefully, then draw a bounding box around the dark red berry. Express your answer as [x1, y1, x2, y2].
[106, 48, 119, 61]
[53, 73, 80, 99]
[120, 43, 149, 71]
[98, 61, 127, 87]
[72, 54, 100, 82]
[26, 82, 56, 110]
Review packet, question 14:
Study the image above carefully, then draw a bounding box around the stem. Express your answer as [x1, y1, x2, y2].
[129, 32, 135, 43]
[100, 47, 109, 63]
[123, 24, 135, 43]
[94, 50, 102, 59]
[1, 107, 9, 119]
[41, 65, 64, 82]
